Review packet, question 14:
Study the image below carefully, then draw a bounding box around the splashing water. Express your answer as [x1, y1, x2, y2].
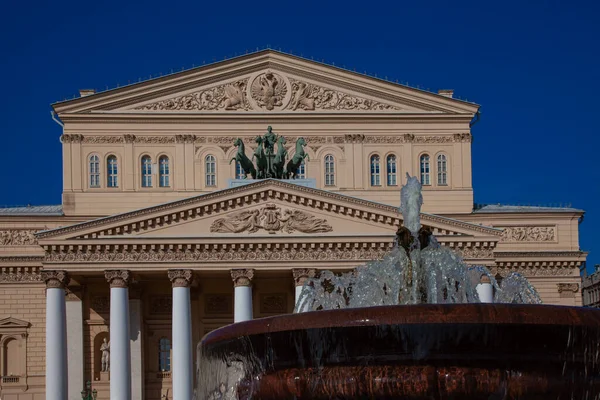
[295, 174, 542, 312]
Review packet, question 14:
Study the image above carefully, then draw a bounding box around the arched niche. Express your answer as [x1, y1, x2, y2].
[93, 331, 110, 381]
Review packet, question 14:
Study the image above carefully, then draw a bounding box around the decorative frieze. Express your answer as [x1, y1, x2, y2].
[60, 134, 83, 143]
[293, 268, 316, 287]
[44, 245, 392, 264]
[104, 270, 131, 288]
[557, 283, 579, 293]
[134, 136, 176, 144]
[457, 248, 494, 259]
[175, 134, 197, 144]
[500, 226, 556, 242]
[124, 134, 136, 143]
[41, 270, 70, 289]
[168, 269, 194, 288]
[210, 203, 333, 234]
[0, 267, 42, 283]
[231, 269, 254, 287]
[491, 265, 580, 277]
[0, 229, 40, 245]
[259, 293, 287, 314]
[82, 136, 124, 144]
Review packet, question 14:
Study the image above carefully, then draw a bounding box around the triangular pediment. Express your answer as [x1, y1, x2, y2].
[37, 180, 501, 244]
[52, 50, 479, 115]
[0, 317, 30, 329]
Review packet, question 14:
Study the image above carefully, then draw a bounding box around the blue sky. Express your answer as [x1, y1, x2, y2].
[1, 1, 598, 271]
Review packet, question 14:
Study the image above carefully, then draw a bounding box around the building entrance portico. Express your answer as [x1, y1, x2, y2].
[36, 179, 504, 399]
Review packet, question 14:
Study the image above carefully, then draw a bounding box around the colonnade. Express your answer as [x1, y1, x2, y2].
[41, 268, 316, 400]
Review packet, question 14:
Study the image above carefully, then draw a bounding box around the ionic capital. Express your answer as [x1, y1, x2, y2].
[41, 270, 70, 289]
[168, 269, 194, 288]
[292, 268, 316, 287]
[104, 270, 131, 288]
[231, 269, 254, 287]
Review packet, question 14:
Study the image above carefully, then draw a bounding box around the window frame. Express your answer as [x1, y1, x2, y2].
[324, 154, 335, 186]
[158, 337, 171, 372]
[419, 154, 431, 186]
[205, 155, 217, 187]
[370, 154, 381, 186]
[141, 155, 153, 188]
[386, 154, 397, 186]
[106, 154, 119, 188]
[158, 155, 170, 188]
[436, 153, 448, 186]
[88, 154, 101, 189]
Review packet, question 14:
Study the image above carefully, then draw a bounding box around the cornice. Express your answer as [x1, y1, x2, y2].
[58, 112, 474, 125]
[494, 251, 587, 258]
[37, 180, 500, 241]
[0, 255, 44, 263]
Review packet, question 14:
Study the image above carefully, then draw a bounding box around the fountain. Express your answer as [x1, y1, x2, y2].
[197, 175, 600, 399]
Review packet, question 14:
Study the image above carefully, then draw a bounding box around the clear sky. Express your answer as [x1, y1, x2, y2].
[1, 1, 598, 272]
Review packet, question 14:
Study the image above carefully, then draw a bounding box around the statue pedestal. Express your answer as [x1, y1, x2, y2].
[100, 371, 109, 381]
[228, 178, 316, 189]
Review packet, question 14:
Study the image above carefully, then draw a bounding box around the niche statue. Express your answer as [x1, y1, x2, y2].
[100, 338, 110, 372]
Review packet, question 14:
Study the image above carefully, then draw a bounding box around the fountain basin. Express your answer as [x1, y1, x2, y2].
[199, 304, 600, 399]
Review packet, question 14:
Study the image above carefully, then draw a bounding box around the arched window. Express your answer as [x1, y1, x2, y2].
[141, 155, 152, 188]
[89, 155, 100, 188]
[235, 161, 245, 179]
[107, 155, 118, 188]
[324, 154, 335, 186]
[158, 338, 171, 372]
[420, 154, 430, 185]
[437, 154, 447, 185]
[386, 155, 397, 186]
[159, 156, 170, 187]
[370, 155, 381, 186]
[205, 155, 216, 186]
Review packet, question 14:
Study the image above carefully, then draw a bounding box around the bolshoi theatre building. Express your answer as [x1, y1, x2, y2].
[0, 50, 587, 399]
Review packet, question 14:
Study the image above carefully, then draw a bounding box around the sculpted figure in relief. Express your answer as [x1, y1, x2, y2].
[281, 210, 333, 233]
[100, 338, 110, 372]
[222, 81, 247, 110]
[211, 210, 261, 233]
[251, 73, 287, 110]
[290, 82, 315, 110]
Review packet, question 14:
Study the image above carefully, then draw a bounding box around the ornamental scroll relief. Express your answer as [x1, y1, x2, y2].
[135, 73, 399, 112]
[210, 204, 333, 234]
[500, 226, 556, 242]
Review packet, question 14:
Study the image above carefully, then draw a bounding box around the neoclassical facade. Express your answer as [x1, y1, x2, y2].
[0, 50, 586, 400]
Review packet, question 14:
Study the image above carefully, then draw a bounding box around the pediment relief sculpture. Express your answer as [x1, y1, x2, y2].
[134, 72, 400, 112]
[500, 226, 556, 242]
[210, 203, 332, 234]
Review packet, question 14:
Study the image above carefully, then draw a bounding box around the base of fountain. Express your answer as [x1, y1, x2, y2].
[199, 304, 600, 399]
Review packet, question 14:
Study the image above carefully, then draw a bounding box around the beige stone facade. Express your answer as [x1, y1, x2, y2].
[0, 50, 586, 399]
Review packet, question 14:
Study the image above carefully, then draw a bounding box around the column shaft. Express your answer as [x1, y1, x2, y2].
[173, 287, 193, 399]
[169, 269, 195, 400]
[106, 270, 132, 400]
[231, 269, 254, 323]
[234, 286, 253, 322]
[477, 275, 494, 303]
[46, 287, 68, 400]
[42, 270, 69, 400]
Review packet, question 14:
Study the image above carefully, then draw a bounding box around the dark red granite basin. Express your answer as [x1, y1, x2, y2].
[199, 304, 600, 399]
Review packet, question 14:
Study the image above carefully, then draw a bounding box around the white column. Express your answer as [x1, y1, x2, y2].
[476, 274, 494, 303]
[66, 290, 84, 400]
[129, 298, 143, 400]
[106, 270, 132, 400]
[231, 269, 254, 323]
[293, 269, 316, 310]
[43, 271, 69, 400]
[169, 270, 194, 400]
